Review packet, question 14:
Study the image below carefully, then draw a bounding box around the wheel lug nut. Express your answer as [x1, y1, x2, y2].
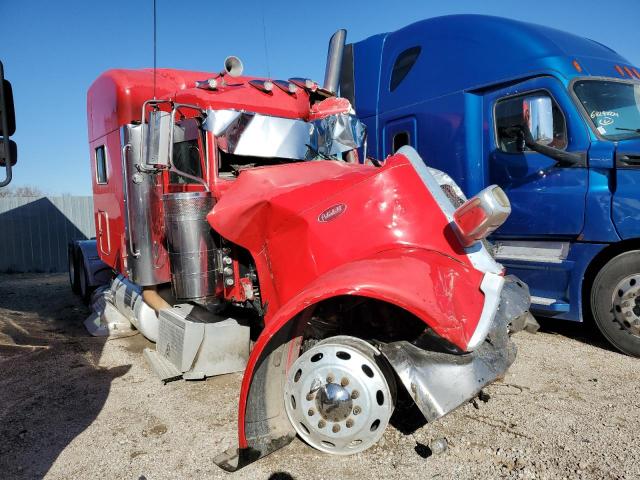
[624, 302, 630, 307]
[353, 406, 361, 415]
[351, 390, 359, 399]
[308, 408, 315, 416]
[306, 393, 314, 401]
[346, 419, 354, 428]
[332, 424, 341, 433]
[326, 374, 334, 384]
[626, 312, 632, 317]
[341, 377, 349, 386]
[318, 420, 326, 428]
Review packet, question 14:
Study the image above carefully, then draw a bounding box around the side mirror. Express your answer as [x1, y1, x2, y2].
[0, 79, 16, 137]
[522, 95, 554, 146]
[0, 139, 17, 167]
[0, 61, 17, 187]
[519, 95, 583, 167]
[144, 110, 171, 168]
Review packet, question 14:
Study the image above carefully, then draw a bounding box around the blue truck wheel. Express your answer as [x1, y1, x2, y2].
[591, 251, 640, 357]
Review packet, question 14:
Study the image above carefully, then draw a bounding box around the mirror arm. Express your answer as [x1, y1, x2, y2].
[522, 126, 583, 167]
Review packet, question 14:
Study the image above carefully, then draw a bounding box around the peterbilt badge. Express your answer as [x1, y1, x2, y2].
[318, 203, 347, 222]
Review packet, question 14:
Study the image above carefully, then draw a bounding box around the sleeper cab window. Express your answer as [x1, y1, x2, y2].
[494, 92, 568, 154]
[390, 46, 421, 92]
[171, 119, 203, 185]
[95, 145, 108, 184]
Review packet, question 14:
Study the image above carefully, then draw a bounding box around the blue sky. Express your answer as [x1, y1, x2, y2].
[1, 0, 639, 195]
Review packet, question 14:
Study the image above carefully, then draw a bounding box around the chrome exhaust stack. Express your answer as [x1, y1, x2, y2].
[322, 29, 347, 94]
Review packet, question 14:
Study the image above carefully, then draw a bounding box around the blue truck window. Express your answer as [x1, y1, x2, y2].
[573, 79, 640, 141]
[495, 92, 567, 154]
[393, 131, 410, 152]
[390, 46, 421, 92]
[95, 145, 107, 184]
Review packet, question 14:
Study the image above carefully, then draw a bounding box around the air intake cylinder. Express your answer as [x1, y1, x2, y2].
[162, 191, 217, 300]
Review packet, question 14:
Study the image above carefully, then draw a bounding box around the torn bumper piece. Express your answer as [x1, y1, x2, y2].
[378, 275, 532, 422]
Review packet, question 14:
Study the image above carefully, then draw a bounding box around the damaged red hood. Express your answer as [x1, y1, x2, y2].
[207, 154, 487, 350]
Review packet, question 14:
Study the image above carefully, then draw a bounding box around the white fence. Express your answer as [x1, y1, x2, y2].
[0, 196, 95, 273]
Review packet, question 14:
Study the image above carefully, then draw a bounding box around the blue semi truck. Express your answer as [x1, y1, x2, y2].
[340, 14, 640, 356]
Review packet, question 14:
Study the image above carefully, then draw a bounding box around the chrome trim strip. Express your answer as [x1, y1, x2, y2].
[493, 240, 569, 264]
[467, 272, 505, 350]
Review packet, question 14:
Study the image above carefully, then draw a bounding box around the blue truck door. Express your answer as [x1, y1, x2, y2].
[383, 116, 417, 156]
[484, 77, 590, 237]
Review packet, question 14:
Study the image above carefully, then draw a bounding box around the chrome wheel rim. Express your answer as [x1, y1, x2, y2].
[284, 336, 395, 455]
[612, 274, 640, 337]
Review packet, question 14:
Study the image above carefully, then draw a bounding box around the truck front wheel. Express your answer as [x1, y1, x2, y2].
[283, 336, 396, 455]
[591, 250, 640, 357]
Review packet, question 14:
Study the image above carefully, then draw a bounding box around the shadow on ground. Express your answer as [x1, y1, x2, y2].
[0, 273, 128, 479]
[535, 315, 620, 355]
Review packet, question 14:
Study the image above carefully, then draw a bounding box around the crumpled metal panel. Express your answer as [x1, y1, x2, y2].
[308, 112, 366, 155]
[203, 109, 365, 159]
[379, 324, 515, 422]
[378, 275, 531, 422]
[499, 275, 540, 333]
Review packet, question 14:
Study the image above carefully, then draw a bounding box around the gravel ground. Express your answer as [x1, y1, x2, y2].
[0, 273, 638, 480]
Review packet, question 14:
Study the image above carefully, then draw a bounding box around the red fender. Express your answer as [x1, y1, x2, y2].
[214, 247, 484, 470]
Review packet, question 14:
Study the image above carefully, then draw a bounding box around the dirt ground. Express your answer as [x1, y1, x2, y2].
[0, 273, 638, 480]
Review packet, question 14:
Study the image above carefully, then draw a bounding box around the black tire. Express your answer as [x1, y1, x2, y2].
[68, 246, 80, 294]
[591, 250, 640, 357]
[78, 259, 92, 304]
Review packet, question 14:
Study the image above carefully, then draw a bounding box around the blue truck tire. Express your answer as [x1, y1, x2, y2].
[591, 250, 640, 357]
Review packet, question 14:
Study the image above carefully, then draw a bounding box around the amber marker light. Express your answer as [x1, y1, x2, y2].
[615, 65, 626, 77]
[572, 59, 583, 73]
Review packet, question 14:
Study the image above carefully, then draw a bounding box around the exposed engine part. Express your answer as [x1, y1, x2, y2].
[163, 191, 218, 301]
[284, 335, 396, 455]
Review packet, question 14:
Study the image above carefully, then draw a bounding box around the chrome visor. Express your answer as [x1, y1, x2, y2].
[203, 109, 365, 159]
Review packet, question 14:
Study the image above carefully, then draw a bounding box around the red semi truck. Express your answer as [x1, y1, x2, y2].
[70, 33, 533, 470]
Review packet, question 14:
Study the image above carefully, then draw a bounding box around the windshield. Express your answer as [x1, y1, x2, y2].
[573, 79, 640, 140]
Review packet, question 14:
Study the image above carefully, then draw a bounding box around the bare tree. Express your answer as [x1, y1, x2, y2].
[0, 185, 44, 198]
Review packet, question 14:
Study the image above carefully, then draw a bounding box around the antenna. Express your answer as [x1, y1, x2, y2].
[153, 0, 157, 99]
[260, 6, 271, 78]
